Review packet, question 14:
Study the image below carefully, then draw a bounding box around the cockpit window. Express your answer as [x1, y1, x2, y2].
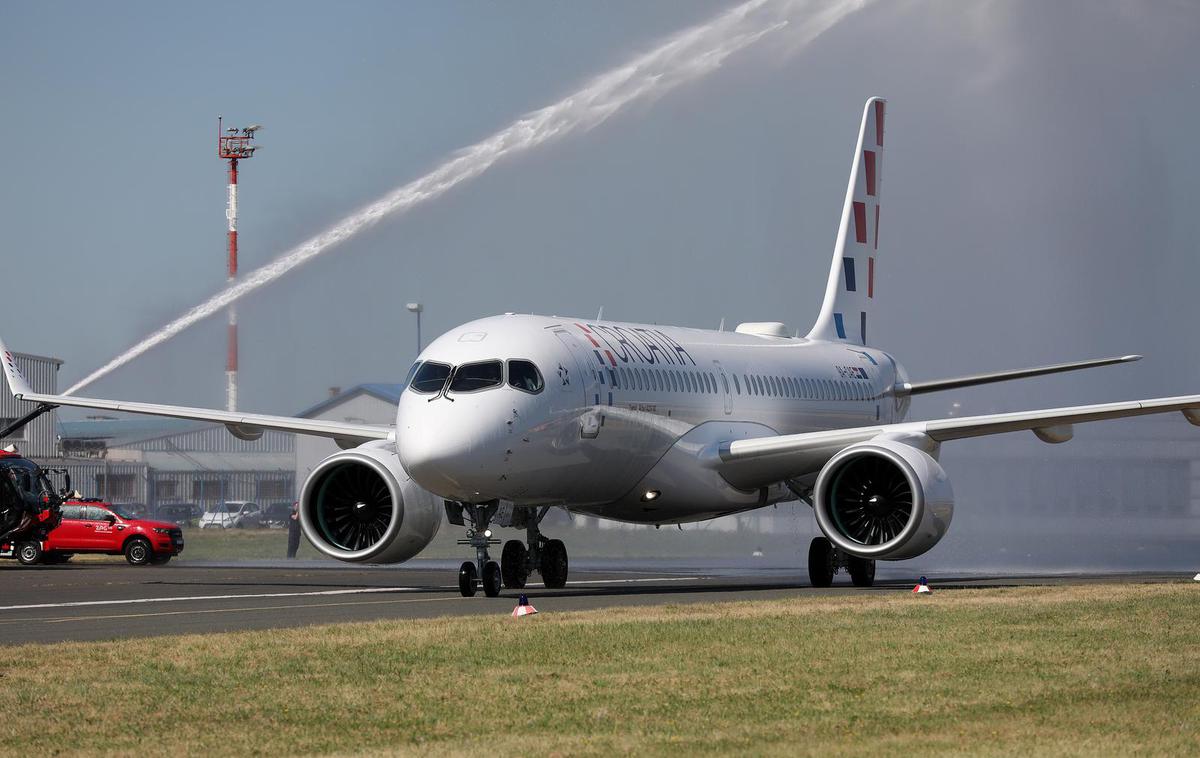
[403, 361, 422, 388]
[507, 360, 543, 394]
[410, 362, 452, 394]
[449, 360, 504, 393]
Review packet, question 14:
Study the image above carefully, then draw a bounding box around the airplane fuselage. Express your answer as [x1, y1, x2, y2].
[396, 314, 911, 524]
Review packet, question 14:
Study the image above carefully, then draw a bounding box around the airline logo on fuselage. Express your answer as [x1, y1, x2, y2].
[573, 323, 696, 368]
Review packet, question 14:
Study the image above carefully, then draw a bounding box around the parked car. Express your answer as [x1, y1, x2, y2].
[262, 501, 294, 529]
[42, 500, 184, 565]
[199, 501, 263, 529]
[156, 503, 199, 527]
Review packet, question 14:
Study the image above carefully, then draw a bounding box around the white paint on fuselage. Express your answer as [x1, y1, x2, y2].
[395, 314, 910, 524]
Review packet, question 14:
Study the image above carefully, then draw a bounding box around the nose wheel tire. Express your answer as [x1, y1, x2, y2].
[808, 537, 834, 588]
[482, 561, 503, 597]
[539, 538, 568, 589]
[848, 555, 876, 587]
[16, 541, 43, 566]
[458, 561, 478, 597]
[501, 540, 529, 589]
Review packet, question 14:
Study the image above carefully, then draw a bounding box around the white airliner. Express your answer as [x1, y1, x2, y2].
[4, 98, 1198, 596]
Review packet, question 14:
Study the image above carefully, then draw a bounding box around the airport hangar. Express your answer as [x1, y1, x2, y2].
[2, 351, 1199, 539]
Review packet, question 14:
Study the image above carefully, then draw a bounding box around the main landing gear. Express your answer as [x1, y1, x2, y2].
[807, 536, 875, 588]
[450, 503, 569, 598]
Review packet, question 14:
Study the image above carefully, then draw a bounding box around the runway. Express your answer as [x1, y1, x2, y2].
[0, 560, 1188, 644]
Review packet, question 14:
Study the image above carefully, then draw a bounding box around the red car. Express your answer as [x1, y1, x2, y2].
[42, 500, 184, 565]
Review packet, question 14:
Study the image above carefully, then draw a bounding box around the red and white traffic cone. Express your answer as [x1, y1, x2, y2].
[912, 576, 932, 594]
[512, 594, 538, 617]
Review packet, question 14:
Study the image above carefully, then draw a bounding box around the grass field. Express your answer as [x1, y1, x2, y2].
[0, 583, 1196, 755]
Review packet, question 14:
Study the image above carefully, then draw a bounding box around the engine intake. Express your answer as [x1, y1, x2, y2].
[813, 438, 954, 561]
[299, 442, 441, 563]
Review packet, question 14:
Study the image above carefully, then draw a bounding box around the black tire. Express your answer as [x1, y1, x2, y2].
[540, 539, 568, 589]
[124, 537, 152, 566]
[150, 554, 172, 566]
[808, 537, 834, 588]
[16, 541, 43, 566]
[482, 561, 502, 598]
[501, 540, 528, 589]
[458, 561, 478, 597]
[848, 556, 875, 587]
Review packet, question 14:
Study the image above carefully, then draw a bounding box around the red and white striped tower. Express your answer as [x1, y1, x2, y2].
[217, 118, 261, 412]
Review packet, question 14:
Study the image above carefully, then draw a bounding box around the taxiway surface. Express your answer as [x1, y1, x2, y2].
[0, 560, 1186, 643]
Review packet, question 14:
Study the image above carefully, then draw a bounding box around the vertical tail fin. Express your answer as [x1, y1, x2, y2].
[807, 97, 886, 346]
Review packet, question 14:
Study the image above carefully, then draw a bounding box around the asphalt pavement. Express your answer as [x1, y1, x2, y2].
[0, 559, 1188, 644]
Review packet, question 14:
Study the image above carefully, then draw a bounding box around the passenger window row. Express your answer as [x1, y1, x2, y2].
[739, 373, 876, 402]
[602, 366, 874, 403]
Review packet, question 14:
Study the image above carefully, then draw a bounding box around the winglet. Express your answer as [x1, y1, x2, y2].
[0, 336, 34, 398]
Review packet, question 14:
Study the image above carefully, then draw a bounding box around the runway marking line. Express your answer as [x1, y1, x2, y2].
[0, 576, 704, 613]
[0, 586, 421, 612]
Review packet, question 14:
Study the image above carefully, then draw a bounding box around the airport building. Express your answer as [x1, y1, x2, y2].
[55, 419, 295, 510]
[0, 351, 62, 458]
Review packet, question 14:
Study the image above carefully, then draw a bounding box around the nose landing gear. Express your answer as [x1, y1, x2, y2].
[455, 502, 502, 597]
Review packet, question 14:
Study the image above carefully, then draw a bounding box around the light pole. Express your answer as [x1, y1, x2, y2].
[406, 303, 423, 356]
[217, 117, 262, 412]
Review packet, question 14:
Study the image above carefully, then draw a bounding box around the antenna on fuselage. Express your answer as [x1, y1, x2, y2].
[595, 306, 604, 321]
[718, 317, 725, 331]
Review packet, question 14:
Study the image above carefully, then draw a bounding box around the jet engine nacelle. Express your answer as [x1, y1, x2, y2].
[299, 441, 441, 563]
[813, 438, 954, 561]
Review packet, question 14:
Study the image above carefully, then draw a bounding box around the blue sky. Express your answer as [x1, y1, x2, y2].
[1, 1, 1197, 420]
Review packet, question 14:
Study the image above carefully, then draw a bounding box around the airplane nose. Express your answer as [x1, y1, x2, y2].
[396, 401, 502, 500]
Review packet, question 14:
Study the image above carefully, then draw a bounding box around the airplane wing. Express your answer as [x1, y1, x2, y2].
[1, 339, 391, 446]
[710, 393, 1200, 490]
[896, 354, 1141, 396]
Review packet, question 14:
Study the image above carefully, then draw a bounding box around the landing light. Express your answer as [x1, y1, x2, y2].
[484, 529, 492, 538]
[641, 490, 661, 502]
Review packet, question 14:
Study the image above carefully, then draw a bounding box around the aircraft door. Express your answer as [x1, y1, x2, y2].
[552, 330, 598, 407]
[713, 360, 732, 415]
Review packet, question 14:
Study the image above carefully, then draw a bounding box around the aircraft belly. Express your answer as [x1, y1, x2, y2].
[507, 406, 687, 507]
[568, 419, 793, 524]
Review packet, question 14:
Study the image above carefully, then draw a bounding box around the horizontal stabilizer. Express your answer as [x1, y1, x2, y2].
[896, 355, 1141, 397]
